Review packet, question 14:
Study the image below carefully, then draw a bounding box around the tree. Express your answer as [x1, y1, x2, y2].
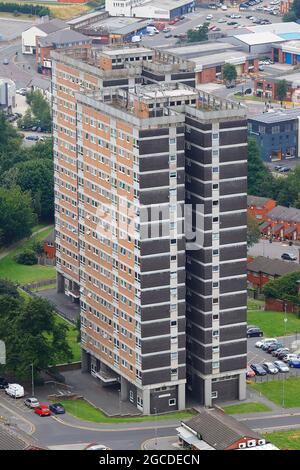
[276, 165, 300, 207]
[187, 23, 209, 43]
[263, 271, 300, 306]
[25, 90, 51, 131]
[0, 186, 35, 246]
[291, 0, 300, 18]
[2, 159, 54, 221]
[247, 214, 260, 247]
[247, 138, 275, 198]
[0, 293, 72, 380]
[283, 10, 297, 22]
[15, 250, 38, 265]
[223, 63, 237, 84]
[0, 279, 19, 298]
[277, 79, 288, 103]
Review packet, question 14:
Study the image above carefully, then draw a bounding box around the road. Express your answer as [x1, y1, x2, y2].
[248, 239, 300, 260]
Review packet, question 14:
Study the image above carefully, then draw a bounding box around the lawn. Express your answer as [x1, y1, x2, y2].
[0, 0, 103, 19]
[54, 315, 81, 362]
[248, 309, 300, 337]
[56, 399, 195, 424]
[247, 298, 264, 311]
[0, 226, 55, 284]
[251, 377, 300, 408]
[223, 402, 271, 415]
[264, 429, 300, 450]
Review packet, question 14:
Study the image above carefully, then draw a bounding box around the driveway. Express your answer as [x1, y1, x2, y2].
[35, 289, 80, 324]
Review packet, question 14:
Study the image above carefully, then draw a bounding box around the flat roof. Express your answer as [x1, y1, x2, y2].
[192, 51, 249, 71]
[164, 41, 236, 58]
[134, 0, 193, 11]
[68, 10, 104, 25]
[84, 16, 148, 35]
[250, 108, 300, 124]
[102, 46, 153, 56]
[247, 21, 300, 35]
[274, 71, 300, 86]
[234, 31, 282, 46]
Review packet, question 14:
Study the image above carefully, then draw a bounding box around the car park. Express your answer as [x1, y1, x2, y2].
[288, 359, 300, 368]
[273, 360, 290, 372]
[247, 327, 263, 338]
[250, 363, 267, 376]
[255, 338, 277, 348]
[24, 398, 40, 409]
[266, 342, 283, 353]
[0, 377, 8, 389]
[34, 405, 51, 417]
[262, 362, 279, 374]
[49, 403, 65, 415]
[262, 341, 278, 351]
[281, 252, 297, 261]
[5, 384, 24, 398]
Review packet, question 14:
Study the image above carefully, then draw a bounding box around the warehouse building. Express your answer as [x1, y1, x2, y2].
[105, 0, 195, 19]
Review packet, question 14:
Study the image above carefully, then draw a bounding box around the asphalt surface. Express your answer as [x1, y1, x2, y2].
[248, 239, 300, 260]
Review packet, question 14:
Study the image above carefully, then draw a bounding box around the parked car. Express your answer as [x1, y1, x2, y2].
[227, 21, 238, 25]
[250, 363, 267, 376]
[278, 167, 291, 173]
[24, 398, 40, 409]
[258, 65, 265, 71]
[272, 348, 289, 358]
[273, 360, 290, 372]
[206, 14, 213, 20]
[247, 327, 263, 338]
[3, 58, 9, 65]
[262, 362, 279, 374]
[85, 443, 110, 451]
[281, 252, 297, 261]
[282, 353, 299, 363]
[244, 88, 252, 95]
[25, 135, 39, 141]
[163, 27, 171, 33]
[255, 338, 277, 348]
[49, 403, 65, 415]
[0, 377, 8, 389]
[277, 349, 291, 360]
[5, 384, 25, 398]
[288, 359, 300, 368]
[165, 33, 172, 38]
[34, 405, 51, 417]
[266, 342, 283, 353]
[246, 367, 256, 378]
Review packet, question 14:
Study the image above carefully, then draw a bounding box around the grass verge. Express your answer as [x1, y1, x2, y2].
[56, 399, 195, 424]
[0, 226, 55, 284]
[264, 429, 300, 450]
[248, 309, 300, 336]
[54, 315, 81, 362]
[223, 402, 271, 415]
[251, 377, 300, 408]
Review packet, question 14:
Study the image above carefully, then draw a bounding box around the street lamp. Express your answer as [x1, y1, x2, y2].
[154, 407, 158, 447]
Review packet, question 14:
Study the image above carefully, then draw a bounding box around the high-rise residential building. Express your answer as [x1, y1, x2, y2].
[52, 45, 247, 414]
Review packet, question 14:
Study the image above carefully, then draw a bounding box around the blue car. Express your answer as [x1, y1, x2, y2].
[288, 359, 300, 368]
[49, 403, 65, 414]
[250, 363, 267, 376]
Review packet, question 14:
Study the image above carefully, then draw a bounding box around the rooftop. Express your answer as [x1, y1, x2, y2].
[33, 18, 67, 35]
[248, 21, 300, 35]
[247, 195, 273, 208]
[134, 0, 193, 11]
[39, 29, 90, 48]
[102, 46, 153, 57]
[267, 205, 300, 223]
[249, 108, 300, 124]
[182, 408, 261, 451]
[248, 256, 300, 276]
[233, 31, 283, 46]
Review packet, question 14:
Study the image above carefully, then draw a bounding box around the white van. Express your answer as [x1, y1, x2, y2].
[147, 26, 159, 35]
[221, 4, 228, 10]
[5, 384, 25, 398]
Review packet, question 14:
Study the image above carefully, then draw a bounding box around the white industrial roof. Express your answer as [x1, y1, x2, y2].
[247, 21, 300, 35]
[234, 31, 282, 46]
[102, 46, 153, 56]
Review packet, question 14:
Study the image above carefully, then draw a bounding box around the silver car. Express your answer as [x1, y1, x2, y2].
[24, 397, 40, 408]
[273, 361, 289, 373]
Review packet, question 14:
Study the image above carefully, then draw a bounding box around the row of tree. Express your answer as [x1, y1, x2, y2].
[248, 137, 300, 209]
[0, 2, 49, 16]
[0, 111, 53, 247]
[18, 90, 52, 132]
[283, 0, 300, 22]
[0, 280, 71, 381]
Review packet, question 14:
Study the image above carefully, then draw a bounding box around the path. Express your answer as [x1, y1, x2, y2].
[0, 225, 53, 261]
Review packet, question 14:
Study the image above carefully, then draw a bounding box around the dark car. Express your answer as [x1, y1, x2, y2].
[227, 21, 238, 25]
[266, 342, 283, 353]
[250, 363, 267, 376]
[281, 252, 297, 261]
[226, 82, 235, 89]
[25, 135, 39, 141]
[0, 377, 8, 389]
[49, 403, 65, 415]
[244, 88, 252, 95]
[277, 349, 290, 360]
[247, 327, 263, 338]
[262, 341, 278, 351]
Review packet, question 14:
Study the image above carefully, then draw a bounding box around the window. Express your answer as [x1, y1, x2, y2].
[272, 125, 280, 134]
[171, 368, 177, 375]
[213, 314, 219, 320]
[211, 391, 218, 399]
[169, 398, 176, 406]
[213, 266, 219, 272]
[213, 249, 219, 256]
[212, 361, 219, 369]
[258, 125, 265, 135]
[213, 200, 219, 206]
[213, 217, 218, 223]
[213, 330, 219, 337]
[213, 183, 219, 190]
[171, 320, 177, 326]
[212, 133, 218, 139]
[213, 282, 219, 288]
[212, 167, 219, 173]
[213, 298, 219, 304]
[169, 138, 176, 144]
[129, 391, 134, 403]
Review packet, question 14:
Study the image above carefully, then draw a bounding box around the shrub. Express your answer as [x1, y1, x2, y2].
[15, 249, 38, 265]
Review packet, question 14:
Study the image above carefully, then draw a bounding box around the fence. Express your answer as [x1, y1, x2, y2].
[21, 278, 56, 291]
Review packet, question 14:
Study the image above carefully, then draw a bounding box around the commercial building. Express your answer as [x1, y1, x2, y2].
[177, 408, 279, 450]
[52, 44, 247, 413]
[253, 72, 300, 103]
[248, 108, 300, 162]
[36, 29, 92, 76]
[105, 0, 195, 19]
[22, 19, 67, 55]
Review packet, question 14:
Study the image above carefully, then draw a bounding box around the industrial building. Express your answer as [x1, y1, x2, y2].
[22, 18, 67, 55]
[105, 0, 195, 19]
[52, 44, 247, 413]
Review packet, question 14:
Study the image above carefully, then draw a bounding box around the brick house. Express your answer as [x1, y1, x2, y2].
[247, 255, 300, 292]
[177, 408, 278, 450]
[43, 230, 55, 259]
[265, 205, 300, 241]
[247, 195, 276, 222]
[254, 72, 300, 103]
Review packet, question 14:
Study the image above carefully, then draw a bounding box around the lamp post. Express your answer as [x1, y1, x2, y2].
[282, 303, 288, 408]
[154, 407, 158, 447]
[30, 363, 34, 397]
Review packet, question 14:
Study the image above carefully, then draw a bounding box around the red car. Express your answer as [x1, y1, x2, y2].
[34, 405, 51, 417]
[246, 367, 256, 378]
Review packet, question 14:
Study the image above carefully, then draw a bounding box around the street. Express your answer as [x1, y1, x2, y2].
[248, 239, 300, 260]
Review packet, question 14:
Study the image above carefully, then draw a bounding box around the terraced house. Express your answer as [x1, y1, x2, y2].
[52, 45, 248, 414]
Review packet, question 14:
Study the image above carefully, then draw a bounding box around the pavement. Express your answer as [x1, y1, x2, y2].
[35, 289, 80, 324]
[248, 238, 300, 261]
